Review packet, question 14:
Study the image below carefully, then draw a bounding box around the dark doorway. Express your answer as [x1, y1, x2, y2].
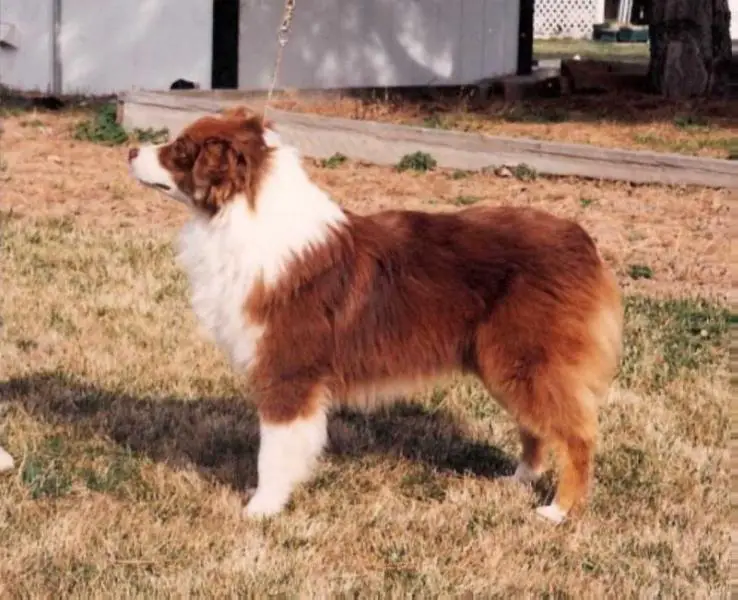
[517, 0, 534, 75]
[212, 0, 240, 89]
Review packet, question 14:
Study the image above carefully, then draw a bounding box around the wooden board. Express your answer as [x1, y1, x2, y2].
[121, 90, 738, 189]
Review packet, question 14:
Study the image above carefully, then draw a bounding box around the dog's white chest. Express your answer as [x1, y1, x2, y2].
[177, 216, 264, 369]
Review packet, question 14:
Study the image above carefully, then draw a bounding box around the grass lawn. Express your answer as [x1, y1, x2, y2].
[534, 39, 650, 62]
[0, 110, 731, 596]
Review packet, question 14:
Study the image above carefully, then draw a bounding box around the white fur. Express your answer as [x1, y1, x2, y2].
[244, 405, 328, 518]
[177, 205, 266, 368]
[147, 135, 347, 369]
[0, 446, 14, 472]
[129, 144, 192, 205]
[536, 502, 567, 524]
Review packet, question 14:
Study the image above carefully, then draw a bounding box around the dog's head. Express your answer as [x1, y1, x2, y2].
[128, 107, 277, 215]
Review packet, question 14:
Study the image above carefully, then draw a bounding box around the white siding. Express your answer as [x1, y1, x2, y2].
[0, 0, 212, 95]
[239, 0, 520, 90]
[60, 0, 212, 94]
[1, 0, 523, 94]
[0, 1, 55, 91]
[731, 0, 738, 39]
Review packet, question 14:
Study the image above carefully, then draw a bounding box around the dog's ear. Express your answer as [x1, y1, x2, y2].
[191, 139, 242, 214]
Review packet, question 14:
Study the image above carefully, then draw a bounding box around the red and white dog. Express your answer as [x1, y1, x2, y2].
[128, 107, 622, 524]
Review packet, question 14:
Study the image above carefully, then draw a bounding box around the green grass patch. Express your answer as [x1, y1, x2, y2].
[74, 104, 169, 146]
[79, 450, 147, 499]
[628, 264, 653, 280]
[534, 38, 650, 62]
[512, 163, 538, 181]
[672, 115, 710, 131]
[320, 153, 348, 168]
[618, 295, 729, 391]
[397, 151, 437, 173]
[580, 197, 596, 208]
[632, 132, 737, 157]
[22, 436, 73, 499]
[452, 195, 480, 206]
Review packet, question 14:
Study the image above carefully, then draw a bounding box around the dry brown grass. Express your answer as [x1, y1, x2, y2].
[272, 92, 738, 159]
[0, 112, 731, 597]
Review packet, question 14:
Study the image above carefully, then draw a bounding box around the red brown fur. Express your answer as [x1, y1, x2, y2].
[247, 206, 623, 514]
[157, 110, 273, 214]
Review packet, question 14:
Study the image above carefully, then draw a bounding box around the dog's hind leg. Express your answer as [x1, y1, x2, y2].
[534, 387, 598, 524]
[511, 427, 546, 485]
[537, 418, 596, 524]
[479, 358, 600, 524]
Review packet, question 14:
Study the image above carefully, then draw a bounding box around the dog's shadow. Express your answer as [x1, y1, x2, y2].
[1, 372, 518, 492]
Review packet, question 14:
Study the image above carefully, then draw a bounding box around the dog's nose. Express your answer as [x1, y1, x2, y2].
[128, 147, 139, 162]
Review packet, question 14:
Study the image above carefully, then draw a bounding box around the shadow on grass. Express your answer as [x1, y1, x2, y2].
[0, 372, 515, 492]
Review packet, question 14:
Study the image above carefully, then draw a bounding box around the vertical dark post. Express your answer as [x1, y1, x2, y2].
[517, 0, 534, 75]
[51, 0, 63, 94]
[212, 0, 240, 89]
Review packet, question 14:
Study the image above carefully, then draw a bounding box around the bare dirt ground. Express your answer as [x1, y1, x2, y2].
[0, 111, 731, 597]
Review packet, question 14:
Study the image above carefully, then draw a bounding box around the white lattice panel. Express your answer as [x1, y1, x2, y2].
[534, 0, 600, 39]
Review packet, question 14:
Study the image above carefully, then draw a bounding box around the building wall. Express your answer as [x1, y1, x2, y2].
[0, 0, 212, 94]
[238, 0, 521, 90]
[731, 0, 738, 39]
[0, 1, 55, 91]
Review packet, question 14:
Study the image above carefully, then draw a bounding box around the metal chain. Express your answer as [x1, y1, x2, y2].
[263, 0, 296, 120]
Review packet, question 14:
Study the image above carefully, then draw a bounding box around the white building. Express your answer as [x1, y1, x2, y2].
[0, 0, 534, 95]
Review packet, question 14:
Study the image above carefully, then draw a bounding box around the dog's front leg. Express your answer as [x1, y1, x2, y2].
[244, 397, 328, 519]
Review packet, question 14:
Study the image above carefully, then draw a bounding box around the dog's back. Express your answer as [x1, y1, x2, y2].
[247, 204, 623, 522]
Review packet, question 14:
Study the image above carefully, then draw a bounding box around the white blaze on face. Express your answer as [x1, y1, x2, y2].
[129, 144, 191, 204]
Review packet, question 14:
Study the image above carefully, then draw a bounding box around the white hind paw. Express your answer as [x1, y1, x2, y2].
[535, 503, 567, 524]
[509, 462, 541, 485]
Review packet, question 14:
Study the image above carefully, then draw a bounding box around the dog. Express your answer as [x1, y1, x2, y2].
[128, 107, 623, 524]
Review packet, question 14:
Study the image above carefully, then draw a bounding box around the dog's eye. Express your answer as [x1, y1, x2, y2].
[171, 139, 194, 166]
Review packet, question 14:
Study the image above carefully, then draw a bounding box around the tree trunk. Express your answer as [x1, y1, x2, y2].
[647, 0, 732, 98]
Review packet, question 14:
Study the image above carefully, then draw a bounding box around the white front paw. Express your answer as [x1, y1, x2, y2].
[0, 447, 14, 472]
[243, 489, 287, 519]
[535, 503, 567, 524]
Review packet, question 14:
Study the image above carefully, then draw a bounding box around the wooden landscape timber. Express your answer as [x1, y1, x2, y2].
[121, 90, 738, 189]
